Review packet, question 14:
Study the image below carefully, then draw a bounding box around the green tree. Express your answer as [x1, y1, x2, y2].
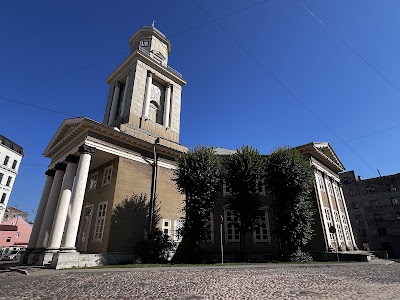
[224, 146, 266, 259]
[265, 147, 315, 258]
[173, 146, 221, 259]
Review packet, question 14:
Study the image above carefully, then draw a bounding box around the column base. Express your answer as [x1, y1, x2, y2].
[59, 247, 77, 253]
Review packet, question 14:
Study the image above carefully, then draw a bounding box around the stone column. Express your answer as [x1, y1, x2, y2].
[314, 173, 332, 250]
[339, 186, 358, 249]
[108, 82, 121, 126]
[142, 71, 153, 119]
[36, 163, 66, 249]
[324, 176, 342, 250]
[47, 155, 79, 251]
[27, 170, 55, 250]
[163, 83, 172, 127]
[61, 145, 95, 251]
[120, 71, 132, 119]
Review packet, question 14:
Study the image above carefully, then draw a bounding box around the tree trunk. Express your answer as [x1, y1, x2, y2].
[239, 230, 247, 262]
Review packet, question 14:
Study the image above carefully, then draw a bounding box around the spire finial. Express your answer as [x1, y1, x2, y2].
[152, 20, 156, 27]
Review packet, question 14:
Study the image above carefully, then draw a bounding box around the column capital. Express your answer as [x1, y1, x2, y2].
[55, 163, 67, 171]
[115, 82, 121, 88]
[147, 71, 153, 77]
[79, 145, 96, 155]
[45, 170, 56, 177]
[166, 82, 172, 89]
[66, 155, 80, 164]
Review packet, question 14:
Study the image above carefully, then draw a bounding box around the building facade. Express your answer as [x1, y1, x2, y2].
[26, 25, 188, 268]
[198, 143, 357, 261]
[0, 216, 32, 249]
[340, 171, 400, 258]
[27, 26, 358, 268]
[2, 206, 29, 222]
[0, 135, 24, 223]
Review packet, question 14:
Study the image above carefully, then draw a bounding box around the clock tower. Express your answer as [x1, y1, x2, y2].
[103, 25, 186, 143]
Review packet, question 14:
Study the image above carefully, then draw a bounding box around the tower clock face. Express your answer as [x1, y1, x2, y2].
[140, 40, 150, 48]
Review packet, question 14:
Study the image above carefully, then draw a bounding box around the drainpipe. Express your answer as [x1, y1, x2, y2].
[149, 137, 160, 235]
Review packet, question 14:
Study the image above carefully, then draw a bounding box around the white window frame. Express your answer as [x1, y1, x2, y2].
[333, 211, 343, 241]
[89, 172, 98, 190]
[253, 209, 271, 243]
[173, 219, 183, 242]
[162, 219, 171, 236]
[341, 213, 352, 241]
[257, 180, 266, 196]
[327, 181, 334, 196]
[225, 208, 240, 243]
[317, 175, 325, 192]
[324, 207, 335, 241]
[93, 201, 108, 242]
[391, 198, 399, 206]
[102, 165, 113, 186]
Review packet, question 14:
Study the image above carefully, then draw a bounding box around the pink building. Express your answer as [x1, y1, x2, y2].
[0, 217, 32, 248]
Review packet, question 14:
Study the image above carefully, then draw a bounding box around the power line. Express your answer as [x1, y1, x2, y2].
[190, 0, 378, 176]
[296, 0, 400, 96]
[0, 96, 77, 118]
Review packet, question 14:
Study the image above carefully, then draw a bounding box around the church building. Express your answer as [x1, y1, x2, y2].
[26, 25, 357, 268]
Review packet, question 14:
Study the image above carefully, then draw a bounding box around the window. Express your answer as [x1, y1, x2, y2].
[317, 175, 325, 192]
[333, 211, 344, 241]
[89, 172, 98, 190]
[93, 201, 107, 241]
[349, 189, 356, 196]
[162, 219, 171, 236]
[324, 207, 335, 241]
[327, 181, 334, 196]
[11, 160, 17, 170]
[355, 215, 362, 223]
[222, 180, 231, 196]
[391, 198, 399, 206]
[3, 156, 9, 166]
[0, 173, 3, 184]
[371, 200, 379, 207]
[173, 219, 183, 242]
[333, 185, 341, 200]
[16, 232, 20, 238]
[225, 209, 240, 242]
[6, 176, 12, 187]
[366, 187, 375, 194]
[203, 213, 214, 242]
[254, 210, 271, 243]
[396, 213, 400, 220]
[257, 181, 266, 196]
[352, 202, 359, 209]
[6, 237, 11, 242]
[359, 229, 366, 236]
[378, 228, 387, 236]
[341, 213, 352, 241]
[1, 193, 6, 204]
[374, 214, 383, 221]
[102, 165, 113, 185]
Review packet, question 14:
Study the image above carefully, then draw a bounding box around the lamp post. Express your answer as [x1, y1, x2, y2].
[220, 215, 224, 264]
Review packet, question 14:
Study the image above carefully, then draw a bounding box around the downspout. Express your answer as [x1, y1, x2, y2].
[149, 137, 160, 235]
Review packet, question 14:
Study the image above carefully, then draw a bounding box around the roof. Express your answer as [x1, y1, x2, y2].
[213, 147, 236, 155]
[0, 134, 24, 156]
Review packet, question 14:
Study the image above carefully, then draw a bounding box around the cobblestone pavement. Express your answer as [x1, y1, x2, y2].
[1, 264, 400, 299]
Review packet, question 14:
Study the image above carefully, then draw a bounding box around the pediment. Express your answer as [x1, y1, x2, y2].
[296, 142, 345, 172]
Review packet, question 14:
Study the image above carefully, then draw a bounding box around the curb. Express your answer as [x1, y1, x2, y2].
[8, 267, 29, 276]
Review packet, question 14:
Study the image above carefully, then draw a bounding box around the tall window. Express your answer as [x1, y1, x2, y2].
[203, 212, 214, 243]
[162, 219, 171, 236]
[333, 211, 343, 241]
[222, 180, 231, 196]
[378, 228, 387, 236]
[352, 202, 359, 209]
[6, 176, 11, 187]
[391, 198, 399, 206]
[327, 181, 334, 196]
[324, 207, 335, 241]
[0, 173, 3, 184]
[359, 229, 366, 236]
[371, 200, 379, 207]
[89, 172, 98, 190]
[317, 175, 325, 192]
[3, 156, 9, 166]
[93, 201, 108, 241]
[254, 209, 271, 243]
[1, 193, 6, 204]
[341, 213, 352, 241]
[225, 209, 240, 242]
[11, 160, 17, 170]
[149, 101, 163, 125]
[374, 214, 383, 221]
[349, 189, 356, 196]
[333, 184, 341, 200]
[102, 165, 113, 185]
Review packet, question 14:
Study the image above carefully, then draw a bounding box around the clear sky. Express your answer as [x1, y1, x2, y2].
[1, 0, 400, 220]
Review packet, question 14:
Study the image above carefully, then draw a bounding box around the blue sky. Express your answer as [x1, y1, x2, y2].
[1, 0, 400, 220]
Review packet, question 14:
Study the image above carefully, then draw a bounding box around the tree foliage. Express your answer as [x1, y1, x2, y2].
[173, 146, 221, 246]
[265, 147, 315, 255]
[224, 146, 266, 257]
